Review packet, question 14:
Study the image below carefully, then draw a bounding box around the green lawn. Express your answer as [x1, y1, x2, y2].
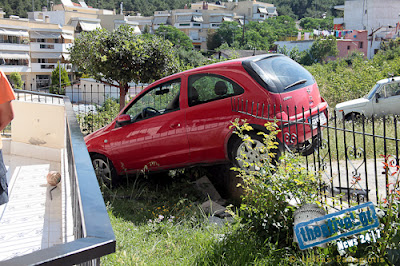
[100, 172, 296, 265]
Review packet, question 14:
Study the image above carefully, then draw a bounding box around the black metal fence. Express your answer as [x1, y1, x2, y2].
[3, 90, 115, 265]
[6, 85, 400, 210]
[232, 98, 400, 208]
[11, 82, 147, 135]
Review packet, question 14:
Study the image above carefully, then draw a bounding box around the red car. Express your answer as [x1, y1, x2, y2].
[85, 54, 328, 183]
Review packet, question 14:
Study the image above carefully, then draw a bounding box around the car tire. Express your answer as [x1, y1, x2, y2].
[231, 133, 281, 171]
[299, 134, 321, 156]
[90, 154, 118, 188]
[345, 112, 363, 122]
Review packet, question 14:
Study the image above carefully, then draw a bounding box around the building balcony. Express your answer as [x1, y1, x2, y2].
[174, 22, 203, 29]
[0, 65, 31, 73]
[30, 43, 73, 53]
[0, 43, 30, 52]
[252, 13, 267, 21]
[31, 63, 73, 73]
[0, 90, 115, 264]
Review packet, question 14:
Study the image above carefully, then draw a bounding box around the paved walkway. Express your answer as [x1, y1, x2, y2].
[0, 155, 61, 261]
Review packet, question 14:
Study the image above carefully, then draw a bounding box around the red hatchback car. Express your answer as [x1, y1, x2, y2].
[85, 54, 328, 183]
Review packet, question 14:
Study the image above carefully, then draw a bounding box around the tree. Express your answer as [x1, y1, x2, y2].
[155, 25, 193, 50]
[50, 63, 70, 95]
[175, 47, 206, 69]
[302, 35, 338, 65]
[9, 72, 24, 90]
[216, 21, 242, 47]
[69, 25, 180, 110]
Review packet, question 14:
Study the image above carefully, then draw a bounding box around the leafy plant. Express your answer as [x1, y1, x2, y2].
[9, 72, 24, 90]
[50, 63, 70, 95]
[230, 119, 323, 246]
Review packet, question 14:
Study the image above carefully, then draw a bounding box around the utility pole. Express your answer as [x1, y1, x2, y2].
[58, 61, 61, 92]
[242, 15, 245, 46]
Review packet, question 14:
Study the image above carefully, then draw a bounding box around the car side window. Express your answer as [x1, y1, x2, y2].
[187, 74, 244, 107]
[124, 79, 181, 121]
[383, 82, 400, 97]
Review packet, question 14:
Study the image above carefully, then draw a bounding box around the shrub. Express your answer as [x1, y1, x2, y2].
[230, 119, 323, 246]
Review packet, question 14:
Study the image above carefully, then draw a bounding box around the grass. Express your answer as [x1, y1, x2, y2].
[99, 170, 299, 265]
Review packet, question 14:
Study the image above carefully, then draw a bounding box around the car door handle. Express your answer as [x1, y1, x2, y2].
[170, 123, 181, 129]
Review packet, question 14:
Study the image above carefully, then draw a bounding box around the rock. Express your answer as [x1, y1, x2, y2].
[194, 175, 226, 205]
[201, 200, 231, 218]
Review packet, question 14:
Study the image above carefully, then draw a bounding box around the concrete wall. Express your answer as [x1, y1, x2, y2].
[274, 40, 314, 53]
[11, 100, 65, 150]
[344, 0, 400, 32]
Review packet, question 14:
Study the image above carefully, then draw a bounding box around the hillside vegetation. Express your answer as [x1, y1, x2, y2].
[1, 0, 344, 19]
[307, 39, 400, 108]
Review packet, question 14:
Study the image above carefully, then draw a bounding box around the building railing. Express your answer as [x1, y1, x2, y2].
[2, 90, 115, 265]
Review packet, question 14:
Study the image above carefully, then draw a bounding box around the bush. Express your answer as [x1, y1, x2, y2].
[230, 119, 323, 246]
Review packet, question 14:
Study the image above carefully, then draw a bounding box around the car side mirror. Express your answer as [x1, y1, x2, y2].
[116, 114, 131, 127]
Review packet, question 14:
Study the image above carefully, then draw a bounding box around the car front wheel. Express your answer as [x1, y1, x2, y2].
[91, 154, 118, 187]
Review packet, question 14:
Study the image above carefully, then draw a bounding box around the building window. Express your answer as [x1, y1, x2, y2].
[179, 23, 190, 26]
[37, 39, 46, 43]
[359, 42, 363, 49]
[193, 23, 201, 27]
[347, 45, 350, 50]
[40, 44, 54, 49]
[38, 58, 47, 63]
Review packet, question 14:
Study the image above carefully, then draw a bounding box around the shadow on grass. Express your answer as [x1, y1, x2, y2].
[101, 169, 206, 226]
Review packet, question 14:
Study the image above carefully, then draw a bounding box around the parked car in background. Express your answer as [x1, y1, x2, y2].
[336, 76, 400, 120]
[85, 54, 328, 184]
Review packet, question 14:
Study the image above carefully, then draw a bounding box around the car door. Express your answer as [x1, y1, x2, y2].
[107, 79, 190, 172]
[373, 82, 400, 116]
[185, 74, 244, 163]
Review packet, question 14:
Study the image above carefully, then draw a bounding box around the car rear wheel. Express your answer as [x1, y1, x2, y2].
[231, 133, 280, 171]
[91, 154, 118, 188]
[345, 112, 364, 122]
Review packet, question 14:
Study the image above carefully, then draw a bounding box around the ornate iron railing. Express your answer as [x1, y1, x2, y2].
[232, 98, 400, 208]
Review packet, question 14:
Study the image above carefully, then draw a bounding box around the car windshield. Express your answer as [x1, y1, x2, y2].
[366, 83, 380, 100]
[248, 55, 315, 93]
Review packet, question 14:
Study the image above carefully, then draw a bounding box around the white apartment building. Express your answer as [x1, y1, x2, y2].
[151, 1, 277, 50]
[0, 9, 74, 90]
[335, 0, 400, 59]
[0, 0, 141, 90]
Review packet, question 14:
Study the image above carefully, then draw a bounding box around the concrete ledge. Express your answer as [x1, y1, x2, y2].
[7, 141, 61, 163]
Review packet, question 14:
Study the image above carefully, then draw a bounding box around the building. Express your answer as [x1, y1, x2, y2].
[0, 9, 74, 90]
[335, 30, 368, 59]
[0, 0, 142, 90]
[150, 1, 277, 50]
[334, 0, 400, 58]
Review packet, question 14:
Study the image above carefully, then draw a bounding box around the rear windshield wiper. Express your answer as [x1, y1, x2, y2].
[284, 79, 307, 90]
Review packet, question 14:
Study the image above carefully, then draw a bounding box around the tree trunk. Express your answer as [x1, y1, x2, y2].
[119, 84, 129, 111]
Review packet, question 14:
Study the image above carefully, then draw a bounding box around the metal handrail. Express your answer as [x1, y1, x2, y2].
[2, 91, 116, 265]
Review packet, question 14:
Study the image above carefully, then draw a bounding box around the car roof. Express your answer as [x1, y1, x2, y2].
[377, 76, 400, 85]
[147, 53, 282, 87]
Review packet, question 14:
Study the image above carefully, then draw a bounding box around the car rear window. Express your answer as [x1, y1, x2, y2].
[244, 55, 315, 93]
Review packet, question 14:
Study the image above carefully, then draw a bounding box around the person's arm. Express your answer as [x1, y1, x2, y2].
[0, 101, 14, 131]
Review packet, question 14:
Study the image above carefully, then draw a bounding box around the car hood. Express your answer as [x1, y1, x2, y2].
[335, 98, 369, 110]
